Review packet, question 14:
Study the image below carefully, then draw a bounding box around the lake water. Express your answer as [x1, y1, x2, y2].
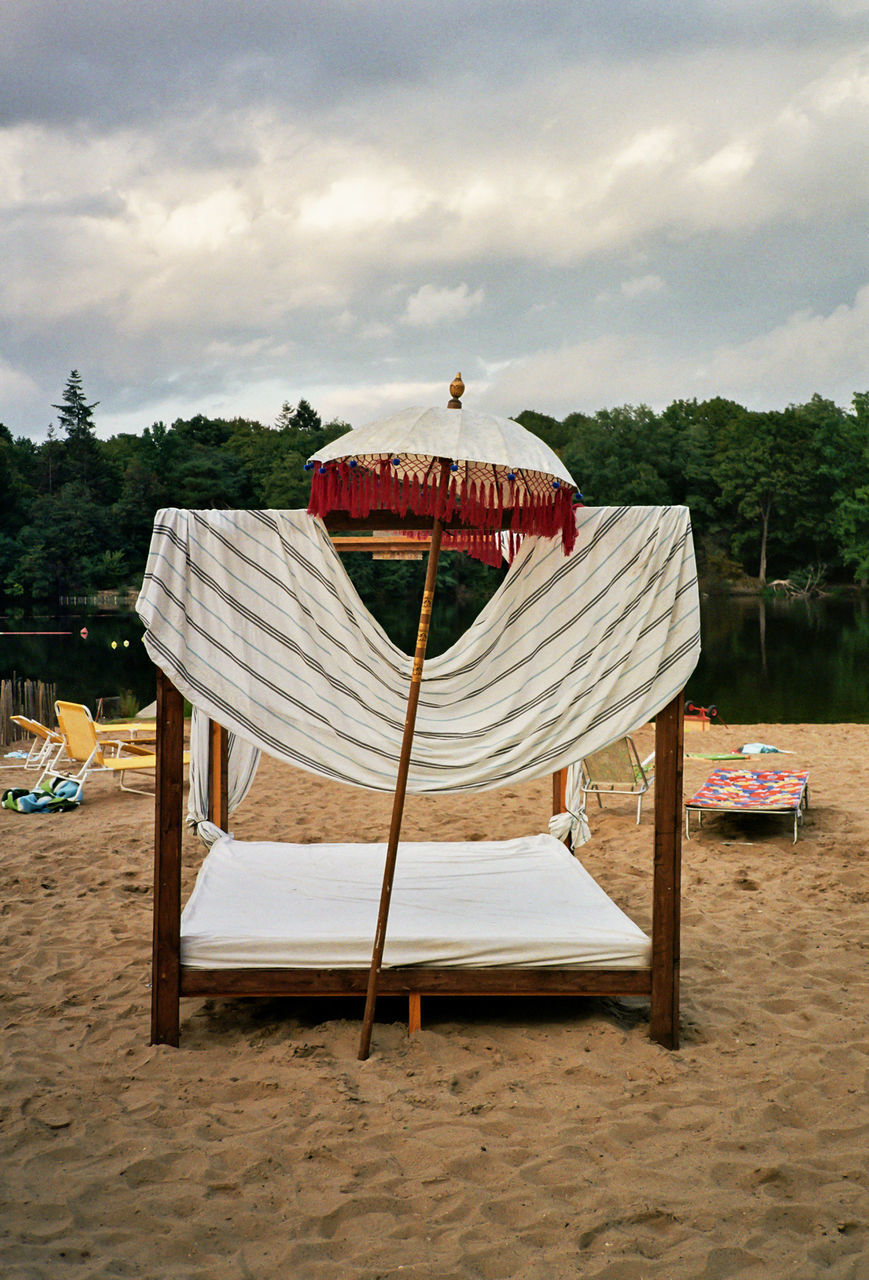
[688, 593, 869, 724]
[2, 592, 868, 723]
[0, 612, 156, 713]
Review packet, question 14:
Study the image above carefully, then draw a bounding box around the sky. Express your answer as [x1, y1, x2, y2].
[2, 0, 869, 440]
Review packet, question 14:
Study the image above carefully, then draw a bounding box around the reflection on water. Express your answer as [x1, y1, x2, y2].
[0, 613, 156, 712]
[3, 592, 869, 723]
[686, 594, 869, 723]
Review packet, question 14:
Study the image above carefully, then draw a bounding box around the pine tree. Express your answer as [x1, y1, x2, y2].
[52, 369, 100, 442]
[49, 369, 113, 500]
[275, 398, 322, 432]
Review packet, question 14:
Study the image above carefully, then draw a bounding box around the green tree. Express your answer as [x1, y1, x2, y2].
[261, 449, 310, 508]
[514, 409, 571, 454]
[660, 398, 754, 577]
[833, 488, 869, 583]
[52, 369, 99, 440]
[831, 391, 869, 582]
[276, 398, 322, 432]
[781, 394, 863, 573]
[51, 369, 117, 500]
[561, 405, 671, 507]
[0, 425, 40, 601]
[712, 408, 813, 584]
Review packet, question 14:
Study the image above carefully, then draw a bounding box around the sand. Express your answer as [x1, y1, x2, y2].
[1, 722, 867, 1279]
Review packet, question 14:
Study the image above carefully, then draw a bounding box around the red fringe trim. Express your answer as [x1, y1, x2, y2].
[308, 462, 579, 564]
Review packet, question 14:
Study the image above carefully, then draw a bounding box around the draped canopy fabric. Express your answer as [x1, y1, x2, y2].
[137, 506, 700, 795]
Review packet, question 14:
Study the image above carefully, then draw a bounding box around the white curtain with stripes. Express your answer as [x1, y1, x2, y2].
[138, 506, 700, 809]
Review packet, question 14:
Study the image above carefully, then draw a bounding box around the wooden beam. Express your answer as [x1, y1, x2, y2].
[208, 719, 228, 830]
[330, 535, 430, 554]
[181, 966, 653, 998]
[650, 690, 684, 1049]
[150, 669, 185, 1047]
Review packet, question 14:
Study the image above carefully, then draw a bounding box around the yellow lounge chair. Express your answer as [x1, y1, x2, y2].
[38, 701, 187, 799]
[7, 715, 66, 771]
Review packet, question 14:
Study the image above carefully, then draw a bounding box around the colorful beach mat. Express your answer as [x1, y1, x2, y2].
[685, 768, 810, 842]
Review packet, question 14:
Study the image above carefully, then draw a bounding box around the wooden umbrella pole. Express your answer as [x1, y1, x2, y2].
[358, 511, 446, 1060]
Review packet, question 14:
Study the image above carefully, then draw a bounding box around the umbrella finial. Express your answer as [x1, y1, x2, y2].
[448, 372, 464, 408]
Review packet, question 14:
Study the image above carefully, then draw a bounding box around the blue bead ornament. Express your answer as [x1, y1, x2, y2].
[450, 462, 459, 472]
[507, 472, 516, 482]
[552, 480, 561, 489]
[318, 466, 327, 475]
[392, 457, 401, 466]
[348, 458, 358, 468]
[304, 461, 314, 471]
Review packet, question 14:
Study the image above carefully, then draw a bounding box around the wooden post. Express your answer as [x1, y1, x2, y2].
[151, 669, 185, 1046]
[408, 993, 422, 1035]
[552, 767, 567, 816]
[650, 690, 684, 1049]
[208, 719, 228, 829]
[358, 514, 445, 1060]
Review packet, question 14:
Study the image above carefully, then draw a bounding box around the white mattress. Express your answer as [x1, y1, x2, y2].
[181, 833, 651, 971]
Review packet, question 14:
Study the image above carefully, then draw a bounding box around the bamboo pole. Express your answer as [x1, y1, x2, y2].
[358, 511, 445, 1059]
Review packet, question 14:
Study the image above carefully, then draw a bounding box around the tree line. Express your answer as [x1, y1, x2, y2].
[2, 371, 869, 610]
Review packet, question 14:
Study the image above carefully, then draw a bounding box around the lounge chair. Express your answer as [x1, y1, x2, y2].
[38, 700, 187, 799]
[578, 736, 654, 824]
[6, 715, 65, 771]
[684, 768, 810, 843]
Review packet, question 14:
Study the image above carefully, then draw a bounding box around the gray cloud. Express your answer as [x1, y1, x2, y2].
[2, 1, 868, 438]
[6, 1, 866, 127]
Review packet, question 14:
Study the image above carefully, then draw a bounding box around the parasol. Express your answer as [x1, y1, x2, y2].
[306, 376, 581, 1058]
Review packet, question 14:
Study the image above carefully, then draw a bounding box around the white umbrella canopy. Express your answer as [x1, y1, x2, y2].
[306, 382, 580, 563]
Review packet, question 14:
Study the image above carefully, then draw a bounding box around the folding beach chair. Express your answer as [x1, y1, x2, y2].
[684, 768, 810, 843]
[578, 736, 655, 824]
[6, 715, 65, 771]
[38, 701, 187, 800]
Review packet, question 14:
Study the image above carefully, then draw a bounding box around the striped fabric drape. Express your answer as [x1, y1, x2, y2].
[137, 506, 700, 795]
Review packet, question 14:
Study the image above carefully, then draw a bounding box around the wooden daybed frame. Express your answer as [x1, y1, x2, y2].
[150, 674, 685, 1051]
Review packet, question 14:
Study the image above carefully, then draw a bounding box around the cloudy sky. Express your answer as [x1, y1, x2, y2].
[3, 1, 869, 439]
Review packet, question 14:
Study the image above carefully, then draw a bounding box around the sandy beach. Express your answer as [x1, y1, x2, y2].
[1, 721, 867, 1279]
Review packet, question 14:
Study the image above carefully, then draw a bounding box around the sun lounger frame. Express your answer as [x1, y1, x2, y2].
[685, 768, 810, 843]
